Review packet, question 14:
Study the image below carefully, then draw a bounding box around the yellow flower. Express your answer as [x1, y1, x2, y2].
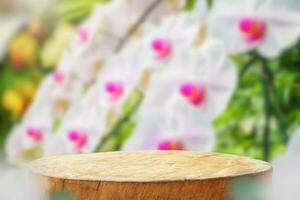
[9, 32, 38, 69]
[2, 89, 26, 118]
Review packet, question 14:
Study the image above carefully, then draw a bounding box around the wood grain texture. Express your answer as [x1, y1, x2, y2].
[29, 151, 272, 200]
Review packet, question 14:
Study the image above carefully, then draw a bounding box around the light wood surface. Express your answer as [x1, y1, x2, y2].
[29, 151, 272, 200]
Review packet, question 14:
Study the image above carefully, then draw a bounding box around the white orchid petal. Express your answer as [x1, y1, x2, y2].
[122, 114, 164, 150]
[182, 123, 215, 151]
[5, 126, 24, 164]
[258, 26, 282, 58]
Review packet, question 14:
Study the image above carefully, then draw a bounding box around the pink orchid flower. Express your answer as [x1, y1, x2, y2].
[52, 70, 65, 84]
[209, 0, 300, 57]
[151, 38, 172, 60]
[105, 81, 124, 102]
[26, 127, 43, 143]
[239, 17, 266, 43]
[180, 82, 206, 106]
[68, 130, 88, 152]
[157, 139, 185, 150]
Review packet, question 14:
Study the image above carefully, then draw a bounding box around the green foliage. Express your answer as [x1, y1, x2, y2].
[214, 41, 300, 160]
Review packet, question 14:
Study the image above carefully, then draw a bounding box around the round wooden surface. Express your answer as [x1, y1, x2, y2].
[29, 151, 271, 182]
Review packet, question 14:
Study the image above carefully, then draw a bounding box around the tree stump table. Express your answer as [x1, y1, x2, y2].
[29, 151, 272, 200]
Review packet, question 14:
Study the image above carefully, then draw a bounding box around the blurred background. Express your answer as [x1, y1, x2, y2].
[0, 0, 70, 151]
[0, 0, 300, 199]
[0, 0, 299, 162]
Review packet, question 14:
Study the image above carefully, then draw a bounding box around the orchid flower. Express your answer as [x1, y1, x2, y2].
[123, 94, 215, 151]
[70, 4, 112, 56]
[8, 49, 133, 159]
[36, 72, 82, 119]
[5, 54, 83, 162]
[43, 94, 108, 155]
[8, 0, 153, 159]
[44, 43, 145, 155]
[27, 2, 134, 155]
[209, 0, 300, 58]
[5, 119, 46, 164]
[67, 1, 136, 84]
[86, 42, 145, 116]
[6, 95, 55, 163]
[123, 40, 236, 151]
[70, 0, 137, 56]
[141, 9, 207, 68]
[138, 40, 237, 123]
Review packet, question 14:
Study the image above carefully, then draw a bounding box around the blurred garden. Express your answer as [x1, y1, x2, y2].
[0, 0, 300, 199]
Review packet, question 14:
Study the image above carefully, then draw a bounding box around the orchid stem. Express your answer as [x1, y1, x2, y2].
[262, 64, 288, 144]
[115, 0, 163, 52]
[261, 58, 272, 161]
[239, 54, 258, 78]
[94, 90, 143, 152]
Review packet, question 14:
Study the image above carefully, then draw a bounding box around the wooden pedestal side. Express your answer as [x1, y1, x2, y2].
[29, 151, 272, 200]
